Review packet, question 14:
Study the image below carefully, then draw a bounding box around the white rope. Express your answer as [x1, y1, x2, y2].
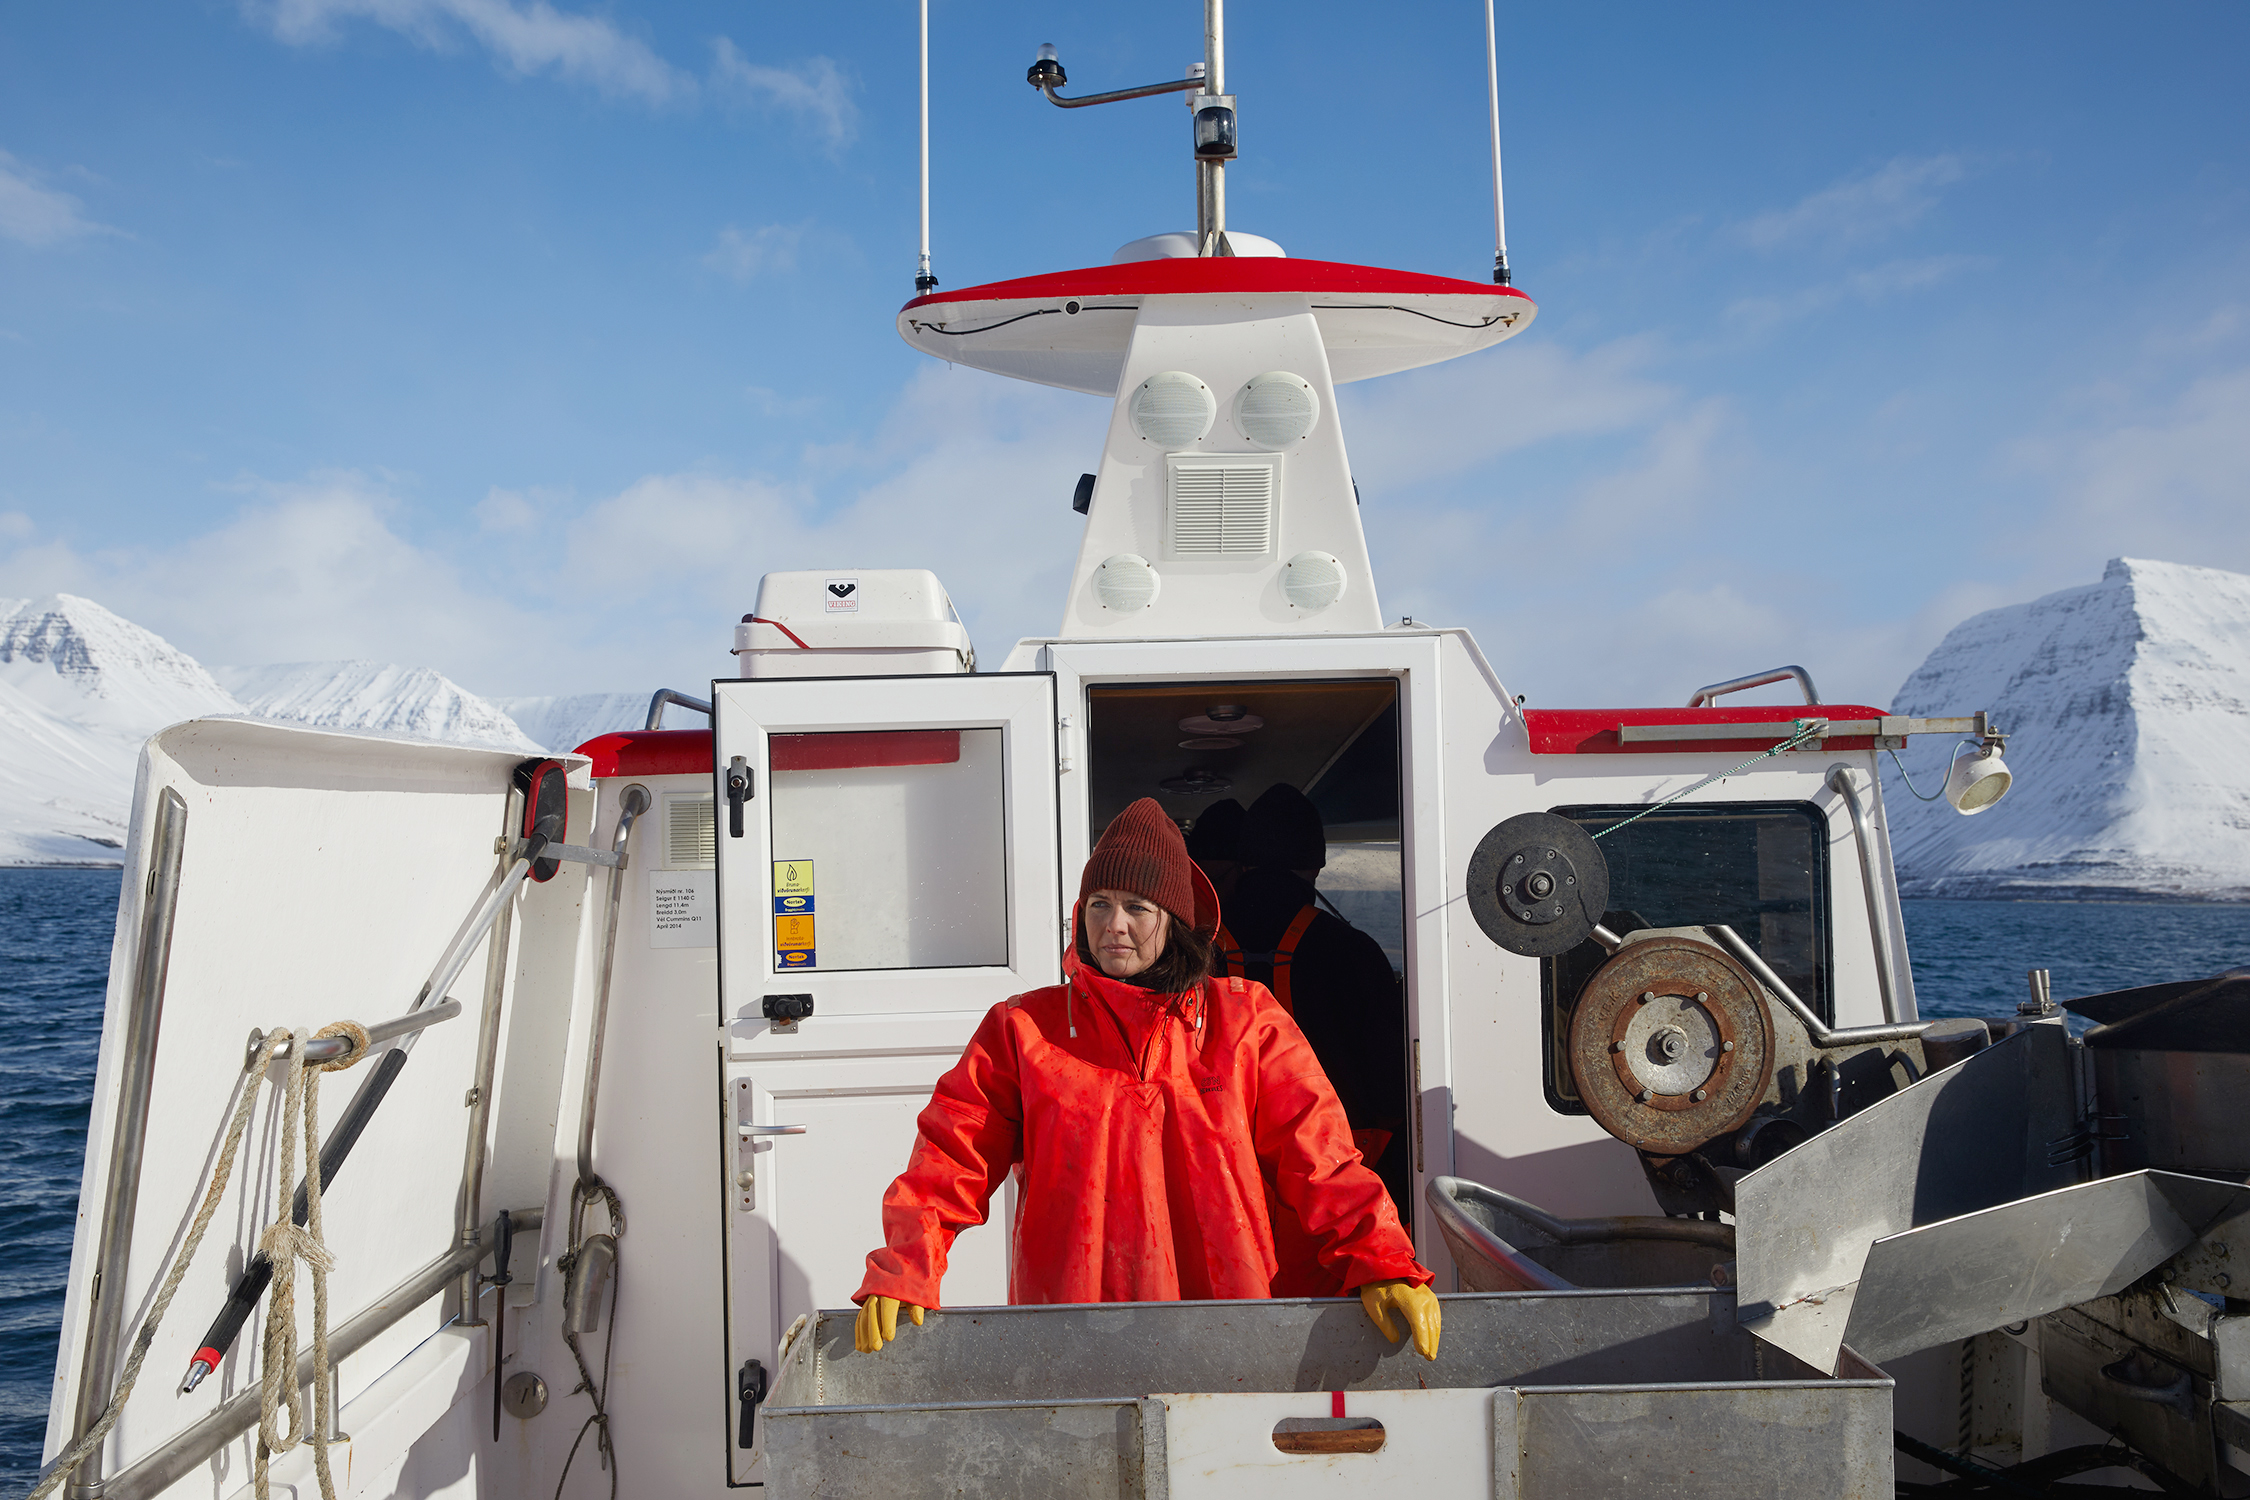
[28, 1021, 367, 1500]
[254, 1028, 343, 1500]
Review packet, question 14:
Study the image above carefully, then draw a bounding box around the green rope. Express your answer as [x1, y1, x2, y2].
[1590, 718, 1828, 841]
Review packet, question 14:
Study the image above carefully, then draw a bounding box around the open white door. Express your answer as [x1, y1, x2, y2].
[711, 672, 1060, 1483]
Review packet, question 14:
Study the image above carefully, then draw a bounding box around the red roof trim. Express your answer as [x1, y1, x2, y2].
[902, 257, 1536, 313]
[576, 729, 712, 778]
[1524, 705, 1890, 756]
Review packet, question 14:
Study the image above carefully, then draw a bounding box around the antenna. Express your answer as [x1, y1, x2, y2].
[915, 0, 936, 294]
[1483, 0, 1511, 285]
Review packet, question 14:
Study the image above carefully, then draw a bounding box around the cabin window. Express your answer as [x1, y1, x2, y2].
[1540, 801, 1832, 1117]
[765, 726, 1009, 971]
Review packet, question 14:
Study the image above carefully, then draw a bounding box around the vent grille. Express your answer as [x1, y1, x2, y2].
[665, 793, 716, 869]
[1167, 461, 1275, 557]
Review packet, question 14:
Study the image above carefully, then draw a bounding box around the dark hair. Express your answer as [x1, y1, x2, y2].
[1075, 914, 1214, 995]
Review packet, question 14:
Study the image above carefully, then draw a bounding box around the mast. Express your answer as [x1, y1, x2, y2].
[1196, 0, 1233, 256]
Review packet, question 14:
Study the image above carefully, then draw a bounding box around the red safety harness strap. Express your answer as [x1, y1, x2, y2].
[1214, 905, 1319, 1016]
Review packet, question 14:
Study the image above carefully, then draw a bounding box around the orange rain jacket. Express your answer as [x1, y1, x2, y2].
[854, 963, 1430, 1307]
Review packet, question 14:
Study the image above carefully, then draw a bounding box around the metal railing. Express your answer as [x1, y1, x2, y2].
[644, 689, 713, 732]
[100, 1208, 540, 1500]
[1707, 924, 1929, 1047]
[1686, 665, 1821, 708]
[1827, 766, 1912, 1024]
[70, 789, 188, 1498]
[578, 785, 651, 1185]
[248, 998, 463, 1067]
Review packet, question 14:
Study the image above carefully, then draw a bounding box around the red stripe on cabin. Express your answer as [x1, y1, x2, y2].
[577, 730, 712, 778]
[771, 730, 961, 771]
[1523, 705, 1889, 755]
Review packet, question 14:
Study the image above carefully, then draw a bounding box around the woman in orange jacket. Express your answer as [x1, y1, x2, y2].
[853, 797, 1439, 1357]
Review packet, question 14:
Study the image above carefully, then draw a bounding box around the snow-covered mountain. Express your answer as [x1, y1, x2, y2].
[491, 692, 652, 756]
[218, 662, 539, 753]
[1887, 557, 2250, 901]
[0, 595, 241, 864]
[0, 596, 630, 865]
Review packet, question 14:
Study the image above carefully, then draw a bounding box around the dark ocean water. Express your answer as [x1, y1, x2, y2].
[0, 870, 118, 1494]
[0, 877, 2242, 1488]
[1905, 897, 2249, 1020]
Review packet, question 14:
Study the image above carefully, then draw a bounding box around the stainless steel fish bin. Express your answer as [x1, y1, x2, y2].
[754, 1290, 1894, 1498]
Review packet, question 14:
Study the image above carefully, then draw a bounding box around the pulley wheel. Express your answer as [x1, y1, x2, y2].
[1567, 934, 1774, 1156]
[1465, 812, 1611, 957]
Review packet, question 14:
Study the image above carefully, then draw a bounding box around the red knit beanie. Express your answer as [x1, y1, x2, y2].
[1080, 798, 1220, 939]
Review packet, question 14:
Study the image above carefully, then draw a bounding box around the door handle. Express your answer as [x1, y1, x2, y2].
[737, 1123, 809, 1137]
[737, 1358, 768, 1448]
[725, 756, 753, 837]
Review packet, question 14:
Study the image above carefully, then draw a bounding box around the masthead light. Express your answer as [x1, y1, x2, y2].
[1027, 43, 1065, 89]
[1193, 98, 1238, 161]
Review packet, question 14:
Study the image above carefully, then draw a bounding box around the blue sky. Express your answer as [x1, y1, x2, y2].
[2, 2, 2246, 707]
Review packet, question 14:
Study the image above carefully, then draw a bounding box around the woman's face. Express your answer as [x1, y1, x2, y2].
[1085, 888, 1171, 978]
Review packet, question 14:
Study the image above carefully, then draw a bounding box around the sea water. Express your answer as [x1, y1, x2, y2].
[0, 875, 2242, 1487]
[0, 870, 119, 1493]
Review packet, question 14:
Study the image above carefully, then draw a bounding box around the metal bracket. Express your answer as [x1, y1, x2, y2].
[511, 839, 622, 868]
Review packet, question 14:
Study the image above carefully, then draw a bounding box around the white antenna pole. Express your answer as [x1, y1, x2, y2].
[1483, 0, 1511, 285]
[916, 0, 935, 292]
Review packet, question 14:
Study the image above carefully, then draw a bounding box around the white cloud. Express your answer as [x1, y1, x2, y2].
[475, 486, 541, 533]
[1724, 253, 1989, 335]
[254, 0, 690, 102]
[705, 222, 807, 282]
[0, 150, 113, 246]
[0, 473, 545, 680]
[1737, 155, 1968, 252]
[0, 372, 1106, 697]
[1339, 336, 1678, 489]
[711, 39, 857, 150]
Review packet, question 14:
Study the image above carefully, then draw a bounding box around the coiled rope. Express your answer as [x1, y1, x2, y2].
[28, 1022, 368, 1500]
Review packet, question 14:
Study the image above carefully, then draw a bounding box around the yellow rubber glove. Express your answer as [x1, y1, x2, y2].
[1359, 1278, 1441, 1360]
[853, 1295, 925, 1353]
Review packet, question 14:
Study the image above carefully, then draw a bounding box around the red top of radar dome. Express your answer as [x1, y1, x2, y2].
[897, 256, 1536, 395]
[901, 255, 1535, 312]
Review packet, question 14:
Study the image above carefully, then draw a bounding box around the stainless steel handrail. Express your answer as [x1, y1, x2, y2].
[70, 788, 188, 1498]
[100, 1208, 541, 1500]
[1686, 665, 1821, 709]
[644, 689, 713, 732]
[577, 784, 650, 1186]
[1828, 766, 1911, 1024]
[457, 786, 533, 1325]
[1706, 924, 1929, 1047]
[252, 999, 464, 1067]
[405, 848, 545, 1041]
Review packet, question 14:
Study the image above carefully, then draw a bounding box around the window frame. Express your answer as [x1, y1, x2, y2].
[1538, 799, 1835, 1118]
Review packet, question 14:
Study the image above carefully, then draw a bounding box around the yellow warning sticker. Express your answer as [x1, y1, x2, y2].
[774, 913, 816, 951]
[773, 861, 815, 900]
